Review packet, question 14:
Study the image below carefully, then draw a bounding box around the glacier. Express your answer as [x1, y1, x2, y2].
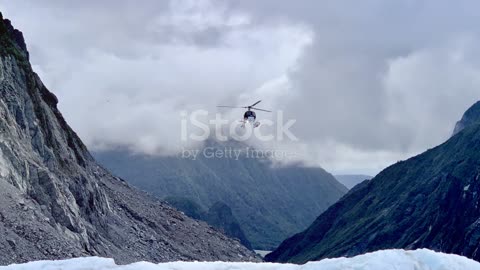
[2, 249, 480, 270]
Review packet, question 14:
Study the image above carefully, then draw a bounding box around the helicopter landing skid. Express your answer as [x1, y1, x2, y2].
[239, 120, 260, 128]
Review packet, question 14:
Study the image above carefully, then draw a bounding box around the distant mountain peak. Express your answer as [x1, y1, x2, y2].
[94, 144, 347, 250]
[452, 101, 480, 136]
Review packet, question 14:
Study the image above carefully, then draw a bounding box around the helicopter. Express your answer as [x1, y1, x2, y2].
[217, 100, 272, 128]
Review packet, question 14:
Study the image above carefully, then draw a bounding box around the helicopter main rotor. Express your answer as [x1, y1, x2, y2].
[217, 100, 272, 112]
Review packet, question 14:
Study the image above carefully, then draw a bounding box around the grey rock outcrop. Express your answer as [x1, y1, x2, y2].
[0, 12, 258, 265]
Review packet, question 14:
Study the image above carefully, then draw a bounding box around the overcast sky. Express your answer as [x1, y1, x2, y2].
[1, 0, 479, 175]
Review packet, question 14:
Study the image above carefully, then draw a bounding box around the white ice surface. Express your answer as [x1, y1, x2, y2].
[2, 249, 480, 270]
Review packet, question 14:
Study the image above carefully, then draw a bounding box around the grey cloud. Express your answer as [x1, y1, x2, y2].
[227, 0, 480, 152]
[0, 0, 310, 154]
[1, 0, 480, 174]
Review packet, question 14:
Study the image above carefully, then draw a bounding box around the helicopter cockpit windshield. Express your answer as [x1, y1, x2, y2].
[244, 110, 256, 121]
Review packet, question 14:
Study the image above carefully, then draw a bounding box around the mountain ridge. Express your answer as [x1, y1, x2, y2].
[453, 101, 480, 135]
[334, 174, 372, 189]
[266, 101, 480, 263]
[94, 141, 348, 250]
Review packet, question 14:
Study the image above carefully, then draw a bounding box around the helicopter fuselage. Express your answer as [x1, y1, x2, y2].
[243, 110, 256, 122]
[217, 100, 269, 128]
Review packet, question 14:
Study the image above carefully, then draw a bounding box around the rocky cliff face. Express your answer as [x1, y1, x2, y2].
[266, 101, 480, 264]
[0, 13, 258, 265]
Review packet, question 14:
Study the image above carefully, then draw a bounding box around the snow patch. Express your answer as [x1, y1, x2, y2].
[2, 249, 480, 270]
[0, 147, 11, 178]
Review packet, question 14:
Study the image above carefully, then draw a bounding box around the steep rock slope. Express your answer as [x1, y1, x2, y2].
[94, 141, 348, 250]
[266, 101, 480, 263]
[0, 13, 258, 265]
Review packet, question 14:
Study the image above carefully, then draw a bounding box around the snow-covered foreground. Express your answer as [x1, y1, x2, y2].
[2, 249, 480, 270]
